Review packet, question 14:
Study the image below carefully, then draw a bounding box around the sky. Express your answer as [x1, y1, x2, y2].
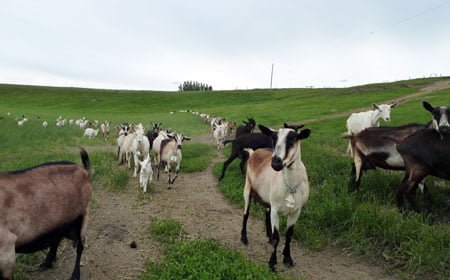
[1, 0, 449, 91]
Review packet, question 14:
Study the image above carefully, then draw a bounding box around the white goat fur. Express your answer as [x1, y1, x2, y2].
[83, 128, 99, 139]
[131, 128, 150, 177]
[138, 156, 153, 192]
[346, 103, 397, 153]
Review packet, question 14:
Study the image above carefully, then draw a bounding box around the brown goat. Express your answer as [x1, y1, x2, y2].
[0, 149, 92, 280]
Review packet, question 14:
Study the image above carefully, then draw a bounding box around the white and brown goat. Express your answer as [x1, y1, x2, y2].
[157, 134, 190, 188]
[0, 149, 92, 280]
[241, 124, 311, 271]
[345, 122, 431, 191]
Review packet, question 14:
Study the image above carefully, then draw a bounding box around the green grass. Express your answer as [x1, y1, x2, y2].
[181, 143, 215, 173]
[144, 220, 286, 280]
[149, 219, 183, 244]
[1, 77, 449, 279]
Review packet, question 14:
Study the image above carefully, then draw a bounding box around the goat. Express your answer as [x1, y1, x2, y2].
[213, 122, 228, 150]
[218, 123, 301, 181]
[42, 121, 48, 128]
[344, 123, 431, 191]
[394, 101, 450, 212]
[152, 130, 171, 166]
[120, 133, 136, 168]
[131, 128, 150, 178]
[345, 103, 398, 154]
[146, 122, 162, 150]
[116, 123, 132, 163]
[0, 148, 92, 280]
[235, 117, 256, 138]
[83, 128, 99, 139]
[157, 134, 190, 188]
[138, 156, 153, 193]
[241, 124, 311, 271]
[100, 120, 110, 141]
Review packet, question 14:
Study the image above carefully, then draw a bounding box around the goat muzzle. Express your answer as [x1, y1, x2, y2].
[271, 156, 283, 171]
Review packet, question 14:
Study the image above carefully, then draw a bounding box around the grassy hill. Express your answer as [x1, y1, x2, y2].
[1, 77, 449, 279]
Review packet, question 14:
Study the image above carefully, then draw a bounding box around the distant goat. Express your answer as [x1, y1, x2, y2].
[100, 120, 110, 141]
[83, 128, 99, 139]
[42, 121, 48, 128]
[0, 149, 92, 280]
[241, 124, 311, 271]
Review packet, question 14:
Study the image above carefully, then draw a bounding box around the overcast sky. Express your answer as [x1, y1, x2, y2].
[1, 0, 449, 91]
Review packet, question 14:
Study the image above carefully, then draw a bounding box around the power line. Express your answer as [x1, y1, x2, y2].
[371, 0, 450, 35]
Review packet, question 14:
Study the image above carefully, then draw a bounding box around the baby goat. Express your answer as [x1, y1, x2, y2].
[138, 156, 153, 193]
[241, 124, 311, 271]
[0, 149, 92, 280]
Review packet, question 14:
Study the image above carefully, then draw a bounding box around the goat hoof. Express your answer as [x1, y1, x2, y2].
[283, 257, 294, 267]
[241, 236, 248, 245]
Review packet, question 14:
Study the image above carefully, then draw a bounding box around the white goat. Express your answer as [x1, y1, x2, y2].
[101, 120, 110, 141]
[157, 134, 190, 188]
[138, 156, 153, 192]
[345, 103, 397, 154]
[213, 122, 228, 150]
[241, 124, 311, 271]
[42, 121, 48, 128]
[83, 128, 99, 139]
[119, 133, 136, 168]
[131, 128, 150, 177]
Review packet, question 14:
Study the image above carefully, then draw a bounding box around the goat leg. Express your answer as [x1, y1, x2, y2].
[39, 239, 61, 271]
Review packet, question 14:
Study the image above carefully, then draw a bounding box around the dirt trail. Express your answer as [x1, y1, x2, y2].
[28, 143, 395, 280]
[24, 80, 450, 280]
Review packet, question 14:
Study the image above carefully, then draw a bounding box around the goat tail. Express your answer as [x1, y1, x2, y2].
[79, 147, 91, 178]
[223, 139, 234, 146]
[243, 148, 254, 157]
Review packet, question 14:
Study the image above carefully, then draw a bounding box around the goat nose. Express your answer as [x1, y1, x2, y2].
[271, 157, 283, 171]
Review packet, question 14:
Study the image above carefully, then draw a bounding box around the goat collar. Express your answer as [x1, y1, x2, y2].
[283, 170, 299, 194]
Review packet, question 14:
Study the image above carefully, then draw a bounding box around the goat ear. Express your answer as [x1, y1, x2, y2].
[297, 129, 311, 140]
[283, 122, 289, 128]
[372, 104, 380, 110]
[184, 137, 191, 141]
[423, 101, 434, 113]
[258, 124, 275, 137]
[390, 102, 398, 108]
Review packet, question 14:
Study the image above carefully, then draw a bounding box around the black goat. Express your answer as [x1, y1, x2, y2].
[395, 102, 450, 212]
[235, 117, 256, 138]
[219, 132, 272, 180]
[219, 123, 301, 180]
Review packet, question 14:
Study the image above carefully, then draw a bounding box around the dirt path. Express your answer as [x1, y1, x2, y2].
[299, 80, 450, 124]
[25, 81, 450, 280]
[27, 143, 395, 280]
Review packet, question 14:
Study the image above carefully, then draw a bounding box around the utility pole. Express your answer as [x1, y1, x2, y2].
[270, 63, 274, 89]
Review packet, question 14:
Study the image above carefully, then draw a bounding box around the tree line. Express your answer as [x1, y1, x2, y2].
[178, 81, 213, 92]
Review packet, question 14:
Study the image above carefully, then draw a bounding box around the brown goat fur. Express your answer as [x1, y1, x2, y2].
[0, 149, 92, 280]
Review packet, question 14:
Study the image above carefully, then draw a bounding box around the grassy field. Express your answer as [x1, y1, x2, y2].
[0, 77, 449, 279]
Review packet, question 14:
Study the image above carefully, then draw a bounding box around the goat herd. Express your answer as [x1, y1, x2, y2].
[1, 101, 449, 279]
